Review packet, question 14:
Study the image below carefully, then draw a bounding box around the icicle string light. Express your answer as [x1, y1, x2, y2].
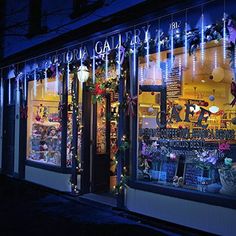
[8, 78, 11, 104]
[24, 65, 27, 101]
[234, 44, 236, 69]
[133, 29, 136, 78]
[92, 49, 96, 83]
[192, 54, 196, 76]
[201, 12, 205, 65]
[44, 68, 47, 93]
[105, 47, 108, 80]
[67, 62, 70, 91]
[178, 57, 182, 78]
[184, 20, 188, 67]
[165, 62, 168, 83]
[140, 66, 144, 85]
[223, 12, 226, 63]
[145, 28, 149, 68]
[157, 28, 161, 69]
[33, 69, 37, 97]
[118, 34, 121, 78]
[214, 50, 218, 69]
[170, 15, 174, 68]
[55, 62, 59, 94]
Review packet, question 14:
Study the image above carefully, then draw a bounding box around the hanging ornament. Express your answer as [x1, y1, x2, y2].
[147, 107, 154, 113]
[209, 95, 215, 101]
[176, 105, 182, 111]
[231, 117, 236, 125]
[126, 93, 137, 117]
[212, 67, 224, 82]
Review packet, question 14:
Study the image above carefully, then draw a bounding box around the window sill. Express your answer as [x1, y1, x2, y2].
[127, 180, 236, 209]
[26, 160, 72, 174]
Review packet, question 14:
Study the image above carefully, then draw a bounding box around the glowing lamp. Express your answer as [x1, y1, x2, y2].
[209, 106, 219, 113]
[77, 65, 89, 83]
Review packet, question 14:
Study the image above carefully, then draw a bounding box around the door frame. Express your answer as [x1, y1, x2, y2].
[91, 94, 111, 193]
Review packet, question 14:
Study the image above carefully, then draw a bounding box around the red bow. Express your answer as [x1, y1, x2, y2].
[230, 81, 236, 107]
[20, 106, 28, 119]
[126, 94, 137, 117]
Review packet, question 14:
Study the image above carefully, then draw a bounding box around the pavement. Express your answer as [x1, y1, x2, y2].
[0, 175, 211, 236]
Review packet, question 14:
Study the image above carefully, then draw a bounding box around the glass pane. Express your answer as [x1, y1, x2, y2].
[137, 41, 236, 197]
[96, 98, 107, 154]
[67, 75, 83, 167]
[27, 77, 62, 166]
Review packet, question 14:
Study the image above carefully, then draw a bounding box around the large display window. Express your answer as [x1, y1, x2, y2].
[27, 76, 62, 166]
[137, 40, 236, 197]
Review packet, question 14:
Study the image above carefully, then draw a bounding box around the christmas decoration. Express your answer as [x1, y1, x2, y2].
[209, 95, 215, 101]
[230, 81, 236, 107]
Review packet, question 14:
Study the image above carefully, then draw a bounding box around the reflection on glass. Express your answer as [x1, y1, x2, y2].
[96, 98, 107, 154]
[27, 77, 62, 166]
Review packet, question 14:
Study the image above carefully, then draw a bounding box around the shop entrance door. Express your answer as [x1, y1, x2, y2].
[2, 79, 15, 176]
[92, 96, 110, 193]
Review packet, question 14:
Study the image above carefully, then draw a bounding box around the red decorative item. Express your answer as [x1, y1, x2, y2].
[20, 105, 28, 119]
[126, 94, 137, 117]
[230, 81, 236, 107]
[94, 83, 106, 95]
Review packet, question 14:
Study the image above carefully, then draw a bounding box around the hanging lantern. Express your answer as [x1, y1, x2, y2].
[77, 65, 89, 83]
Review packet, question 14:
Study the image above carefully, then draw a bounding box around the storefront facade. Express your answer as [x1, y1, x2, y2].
[1, 0, 236, 234]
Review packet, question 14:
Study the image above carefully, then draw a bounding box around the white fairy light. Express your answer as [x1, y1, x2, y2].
[24, 66, 27, 100]
[192, 54, 196, 77]
[105, 48, 108, 80]
[140, 66, 144, 85]
[179, 57, 182, 78]
[214, 50, 218, 69]
[201, 13, 205, 65]
[67, 62, 70, 91]
[165, 62, 168, 83]
[8, 78, 11, 104]
[55, 62, 59, 94]
[184, 22, 188, 68]
[171, 25, 174, 68]
[234, 44, 236, 69]
[118, 34, 121, 78]
[223, 12, 226, 63]
[33, 69, 37, 97]
[133, 29, 136, 78]
[157, 19, 161, 69]
[92, 49, 96, 83]
[145, 29, 149, 68]
[44, 68, 47, 93]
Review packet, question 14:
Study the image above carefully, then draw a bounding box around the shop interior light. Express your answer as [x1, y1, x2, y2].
[209, 105, 219, 113]
[77, 65, 89, 83]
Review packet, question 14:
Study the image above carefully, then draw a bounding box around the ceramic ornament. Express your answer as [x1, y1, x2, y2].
[212, 67, 224, 82]
[148, 107, 154, 113]
[231, 117, 236, 125]
[209, 95, 215, 101]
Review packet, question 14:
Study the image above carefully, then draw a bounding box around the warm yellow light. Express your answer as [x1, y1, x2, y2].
[209, 106, 219, 113]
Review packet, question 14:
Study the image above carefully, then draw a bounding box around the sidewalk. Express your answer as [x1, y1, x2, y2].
[0, 175, 211, 236]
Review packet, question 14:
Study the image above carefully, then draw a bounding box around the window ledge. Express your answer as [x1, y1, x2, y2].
[127, 180, 236, 209]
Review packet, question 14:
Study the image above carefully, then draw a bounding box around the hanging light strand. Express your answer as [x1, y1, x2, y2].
[33, 69, 37, 97]
[145, 26, 150, 68]
[157, 19, 161, 69]
[192, 54, 196, 76]
[201, 8, 205, 65]
[214, 50, 218, 69]
[133, 28, 136, 78]
[170, 15, 174, 68]
[55, 61, 59, 94]
[223, 10, 226, 63]
[105, 43, 108, 80]
[24, 63, 27, 101]
[92, 48, 96, 83]
[118, 34, 121, 78]
[184, 10, 188, 68]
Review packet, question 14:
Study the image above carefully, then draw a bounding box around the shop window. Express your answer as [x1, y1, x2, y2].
[137, 41, 236, 197]
[27, 76, 62, 166]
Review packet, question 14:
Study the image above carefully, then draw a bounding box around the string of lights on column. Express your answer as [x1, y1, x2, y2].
[184, 10, 188, 68]
[201, 6, 205, 65]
